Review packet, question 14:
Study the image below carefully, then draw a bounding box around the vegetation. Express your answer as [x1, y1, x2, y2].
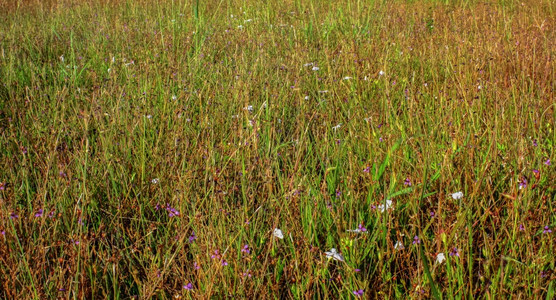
[0, 0, 554, 298]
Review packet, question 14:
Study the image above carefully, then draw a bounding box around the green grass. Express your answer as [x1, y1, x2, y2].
[0, 0, 554, 298]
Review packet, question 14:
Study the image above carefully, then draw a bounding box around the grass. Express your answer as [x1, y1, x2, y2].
[0, 0, 554, 298]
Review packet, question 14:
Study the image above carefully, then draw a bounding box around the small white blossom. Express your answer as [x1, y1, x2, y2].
[146, 115, 152, 119]
[172, 95, 177, 101]
[436, 253, 446, 264]
[273, 228, 284, 239]
[60, 55, 64, 62]
[304, 96, 310, 100]
[151, 178, 159, 184]
[332, 124, 342, 131]
[237, 25, 244, 29]
[343, 76, 352, 80]
[451, 191, 464, 200]
[378, 70, 385, 76]
[303, 63, 313, 67]
[377, 199, 392, 213]
[244, 19, 253, 23]
[324, 248, 345, 262]
[244, 105, 254, 112]
[394, 241, 404, 250]
[318, 90, 328, 93]
[312, 66, 319, 71]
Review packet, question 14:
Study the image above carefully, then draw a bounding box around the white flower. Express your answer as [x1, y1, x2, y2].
[237, 25, 244, 29]
[318, 90, 328, 93]
[451, 191, 464, 200]
[394, 241, 404, 250]
[60, 55, 64, 62]
[332, 124, 342, 131]
[244, 105, 254, 112]
[325, 248, 345, 262]
[244, 19, 253, 23]
[273, 228, 284, 239]
[304, 96, 310, 100]
[364, 76, 369, 81]
[435, 253, 446, 264]
[171, 95, 177, 101]
[146, 115, 152, 119]
[312, 66, 319, 71]
[343, 76, 352, 80]
[303, 63, 313, 67]
[378, 70, 385, 76]
[377, 199, 392, 212]
[151, 178, 159, 184]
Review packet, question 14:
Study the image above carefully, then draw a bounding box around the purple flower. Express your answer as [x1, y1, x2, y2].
[35, 209, 44, 218]
[413, 236, 421, 245]
[0, 182, 5, 190]
[430, 211, 435, 218]
[183, 283, 193, 290]
[10, 212, 18, 220]
[221, 260, 228, 266]
[1, 230, 5, 236]
[519, 224, 525, 231]
[211, 250, 220, 259]
[518, 178, 527, 189]
[354, 269, 361, 273]
[545, 159, 551, 166]
[541, 271, 548, 278]
[194, 262, 200, 270]
[78, 217, 84, 226]
[353, 289, 364, 297]
[358, 223, 367, 232]
[532, 140, 538, 147]
[449, 247, 460, 257]
[166, 204, 180, 217]
[533, 169, 539, 174]
[188, 232, 197, 243]
[241, 244, 250, 254]
[363, 166, 370, 173]
[242, 269, 252, 278]
[543, 226, 552, 234]
[335, 189, 341, 198]
[404, 178, 412, 186]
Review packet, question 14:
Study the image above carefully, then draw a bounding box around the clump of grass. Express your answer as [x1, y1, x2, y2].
[0, 0, 554, 298]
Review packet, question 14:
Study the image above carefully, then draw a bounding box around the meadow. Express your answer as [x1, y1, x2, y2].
[0, 0, 554, 298]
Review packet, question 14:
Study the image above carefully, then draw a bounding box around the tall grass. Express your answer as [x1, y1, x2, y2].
[0, 0, 554, 298]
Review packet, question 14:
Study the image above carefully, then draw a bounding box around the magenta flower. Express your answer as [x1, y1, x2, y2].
[358, 223, 367, 232]
[363, 166, 370, 173]
[10, 212, 18, 220]
[241, 244, 250, 254]
[221, 260, 228, 266]
[35, 209, 44, 218]
[353, 289, 364, 297]
[194, 262, 200, 270]
[543, 226, 552, 234]
[449, 247, 460, 257]
[412, 236, 421, 245]
[188, 231, 197, 243]
[183, 283, 193, 290]
[545, 159, 551, 166]
[0, 182, 5, 190]
[518, 178, 527, 189]
[404, 178, 412, 186]
[242, 269, 252, 278]
[519, 224, 525, 231]
[211, 250, 220, 259]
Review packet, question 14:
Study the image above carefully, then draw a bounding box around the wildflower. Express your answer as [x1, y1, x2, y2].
[335, 189, 341, 198]
[10, 212, 18, 220]
[78, 217, 84, 226]
[211, 250, 220, 259]
[541, 271, 548, 278]
[304, 96, 310, 100]
[324, 248, 345, 262]
[244, 105, 253, 112]
[543, 226, 552, 234]
[35, 209, 44, 218]
[347, 223, 367, 234]
[1, 230, 4, 236]
[378, 70, 385, 76]
[332, 124, 342, 131]
[194, 262, 200, 270]
[172, 95, 177, 101]
[358, 223, 367, 232]
[353, 289, 364, 297]
[312, 66, 319, 71]
[377, 200, 392, 213]
[188, 232, 197, 243]
[166, 204, 180, 217]
[363, 166, 370, 173]
[449, 247, 460, 257]
[183, 283, 193, 290]
[237, 25, 244, 29]
[404, 177, 412, 186]
[303, 63, 313, 67]
[60, 55, 64, 62]
[354, 269, 361, 272]
[394, 241, 404, 250]
[146, 115, 152, 119]
[273, 228, 284, 239]
[412, 236, 421, 245]
[151, 178, 159, 184]
[532, 139, 538, 147]
[435, 253, 446, 264]
[0, 182, 5, 190]
[518, 178, 527, 189]
[241, 244, 250, 254]
[242, 269, 252, 278]
[519, 224, 525, 231]
[451, 191, 464, 200]
[221, 260, 228, 266]
[430, 211, 435, 218]
[545, 159, 551, 166]
[343, 76, 352, 80]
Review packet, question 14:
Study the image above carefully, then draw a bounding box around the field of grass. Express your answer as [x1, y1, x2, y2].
[0, 0, 554, 298]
